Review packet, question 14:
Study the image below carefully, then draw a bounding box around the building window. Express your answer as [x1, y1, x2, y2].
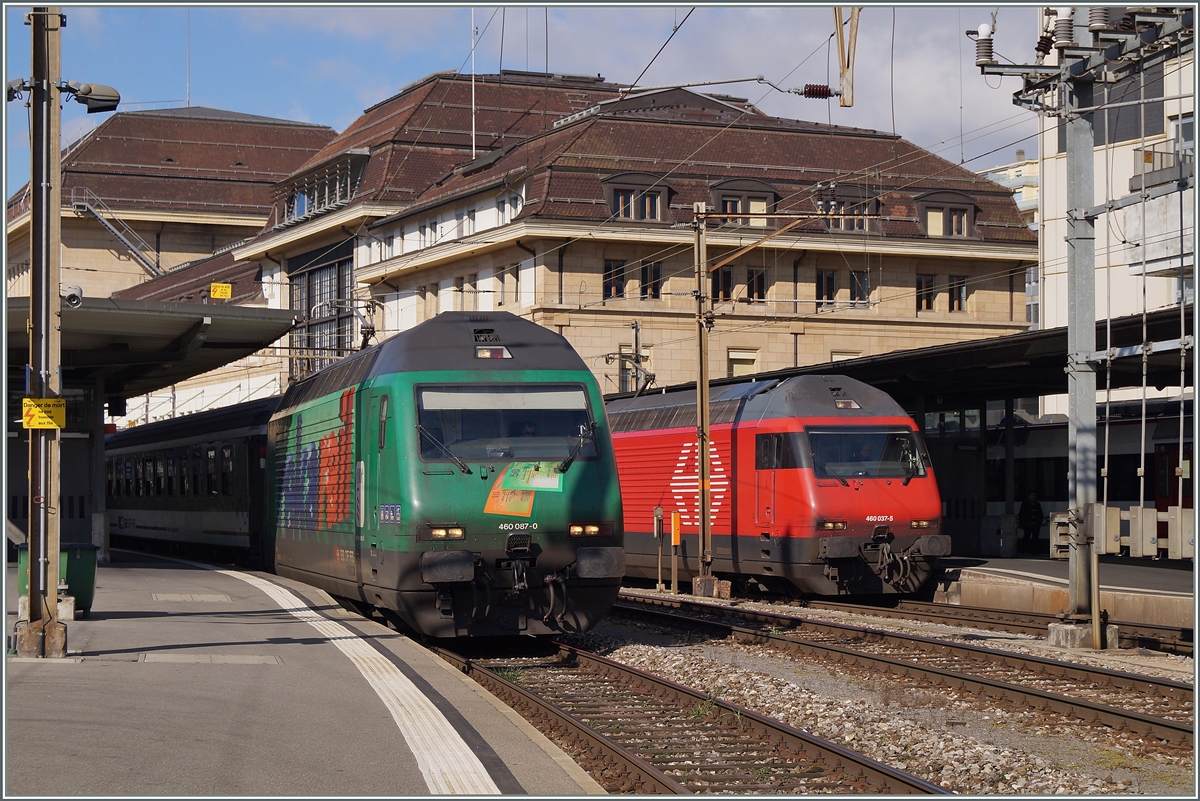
[925, 205, 971, 237]
[496, 264, 519, 307]
[640, 262, 662, 300]
[604, 260, 626, 299]
[949, 209, 967, 236]
[916, 274, 936, 311]
[613, 189, 634, 218]
[728, 349, 757, 377]
[925, 207, 944, 236]
[619, 345, 634, 393]
[747, 268, 767, 302]
[711, 264, 732, 303]
[949, 275, 967, 311]
[289, 241, 356, 378]
[466, 208, 476, 236]
[710, 183, 777, 225]
[454, 277, 465, 311]
[612, 189, 661, 221]
[816, 269, 835, 308]
[720, 196, 741, 224]
[850, 271, 869, 306]
[466, 273, 477, 311]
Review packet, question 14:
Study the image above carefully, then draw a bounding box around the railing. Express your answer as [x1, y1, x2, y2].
[69, 187, 162, 276]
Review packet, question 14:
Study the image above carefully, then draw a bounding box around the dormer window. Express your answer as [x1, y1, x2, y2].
[611, 188, 662, 221]
[710, 179, 776, 228]
[817, 184, 876, 233]
[916, 191, 977, 238]
[604, 172, 670, 223]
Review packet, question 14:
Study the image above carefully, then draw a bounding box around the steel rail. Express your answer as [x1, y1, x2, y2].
[435, 642, 949, 794]
[614, 598, 1193, 746]
[804, 598, 1194, 656]
[432, 645, 690, 794]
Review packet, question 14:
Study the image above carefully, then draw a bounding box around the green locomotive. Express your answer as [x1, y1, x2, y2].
[268, 312, 624, 637]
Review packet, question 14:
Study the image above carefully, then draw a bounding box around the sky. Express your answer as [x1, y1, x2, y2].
[3, 3, 1047, 199]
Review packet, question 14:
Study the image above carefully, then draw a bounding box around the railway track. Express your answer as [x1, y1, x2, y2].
[614, 594, 1193, 747]
[433, 642, 948, 794]
[801, 598, 1194, 656]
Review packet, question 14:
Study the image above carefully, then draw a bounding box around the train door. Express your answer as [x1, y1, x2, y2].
[1154, 443, 1192, 540]
[357, 392, 387, 589]
[754, 434, 777, 525]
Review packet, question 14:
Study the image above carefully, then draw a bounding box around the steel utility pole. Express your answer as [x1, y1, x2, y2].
[1062, 38, 1097, 629]
[692, 202, 716, 596]
[15, 6, 66, 659]
[977, 6, 1194, 648]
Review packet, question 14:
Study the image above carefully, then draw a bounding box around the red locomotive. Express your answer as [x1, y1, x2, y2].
[607, 374, 949, 596]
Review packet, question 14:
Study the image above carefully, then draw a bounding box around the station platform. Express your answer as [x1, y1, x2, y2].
[5, 551, 603, 796]
[935, 555, 1195, 630]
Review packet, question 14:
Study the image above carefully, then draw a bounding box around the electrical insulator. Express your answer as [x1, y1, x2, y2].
[803, 84, 833, 99]
[1088, 7, 1109, 31]
[975, 22, 996, 66]
[1034, 34, 1054, 57]
[1053, 7, 1075, 48]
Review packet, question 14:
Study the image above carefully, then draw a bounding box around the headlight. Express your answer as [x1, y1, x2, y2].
[419, 525, 465, 541]
[910, 520, 938, 529]
[569, 522, 611, 538]
[818, 520, 847, 530]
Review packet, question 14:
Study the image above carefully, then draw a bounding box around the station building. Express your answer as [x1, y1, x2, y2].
[6, 107, 337, 301]
[118, 70, 1037, 413]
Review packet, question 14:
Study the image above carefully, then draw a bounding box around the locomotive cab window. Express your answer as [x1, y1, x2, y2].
[756, 432, 807, 469]
[807, 427, 927, 480]
[416, 385, 596, 462]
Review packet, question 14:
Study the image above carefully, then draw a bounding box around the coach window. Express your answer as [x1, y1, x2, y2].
[193, 447, 204, 496]
[155, 457, 165, 495]
[135, 459, 144, 497]
[166, 456, 176, 495]
[180, 451, 190, 496]
[207, 446, 219, 495]
[124, 459, 132, 496]
[105, 459, 113, 498]
[221, 445, 234, 496]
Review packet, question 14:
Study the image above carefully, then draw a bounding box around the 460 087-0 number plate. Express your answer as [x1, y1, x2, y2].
[497, 522, 538, 531]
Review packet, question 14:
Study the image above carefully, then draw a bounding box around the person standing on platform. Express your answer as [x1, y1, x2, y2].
[1018, 491, 1044, 554]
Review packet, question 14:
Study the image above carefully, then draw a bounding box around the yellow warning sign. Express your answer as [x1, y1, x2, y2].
[22, 398, 65, 429]
[209, 282, 232, 299]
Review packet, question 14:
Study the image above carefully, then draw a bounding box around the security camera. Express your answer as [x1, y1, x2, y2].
[62, 285, 84, 308]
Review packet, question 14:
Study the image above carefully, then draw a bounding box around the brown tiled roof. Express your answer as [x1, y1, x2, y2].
[7, 107, 336, 221]
[286, 72, 627, 185]
[114, 249, 265, 305]
[404, 109, 1036, 245]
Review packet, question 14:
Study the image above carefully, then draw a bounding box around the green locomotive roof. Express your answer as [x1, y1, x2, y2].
[277, 312, 589, 415]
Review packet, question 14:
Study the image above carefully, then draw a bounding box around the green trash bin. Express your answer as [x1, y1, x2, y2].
[16, 543, 98, 617]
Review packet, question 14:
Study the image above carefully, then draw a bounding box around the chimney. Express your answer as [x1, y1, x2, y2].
[1015, 149, 1026, 162]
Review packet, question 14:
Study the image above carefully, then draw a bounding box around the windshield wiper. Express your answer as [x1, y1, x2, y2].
[557, 423, 596, 474]
[902, 460, 920, 486]
[416, 425, 472, 475]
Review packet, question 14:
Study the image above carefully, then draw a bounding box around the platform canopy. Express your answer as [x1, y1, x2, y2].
[6, 296, 298, 400]
[607, 305, 1193, 411]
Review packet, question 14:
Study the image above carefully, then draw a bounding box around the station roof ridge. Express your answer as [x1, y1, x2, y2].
[120, 106, 336, 129]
